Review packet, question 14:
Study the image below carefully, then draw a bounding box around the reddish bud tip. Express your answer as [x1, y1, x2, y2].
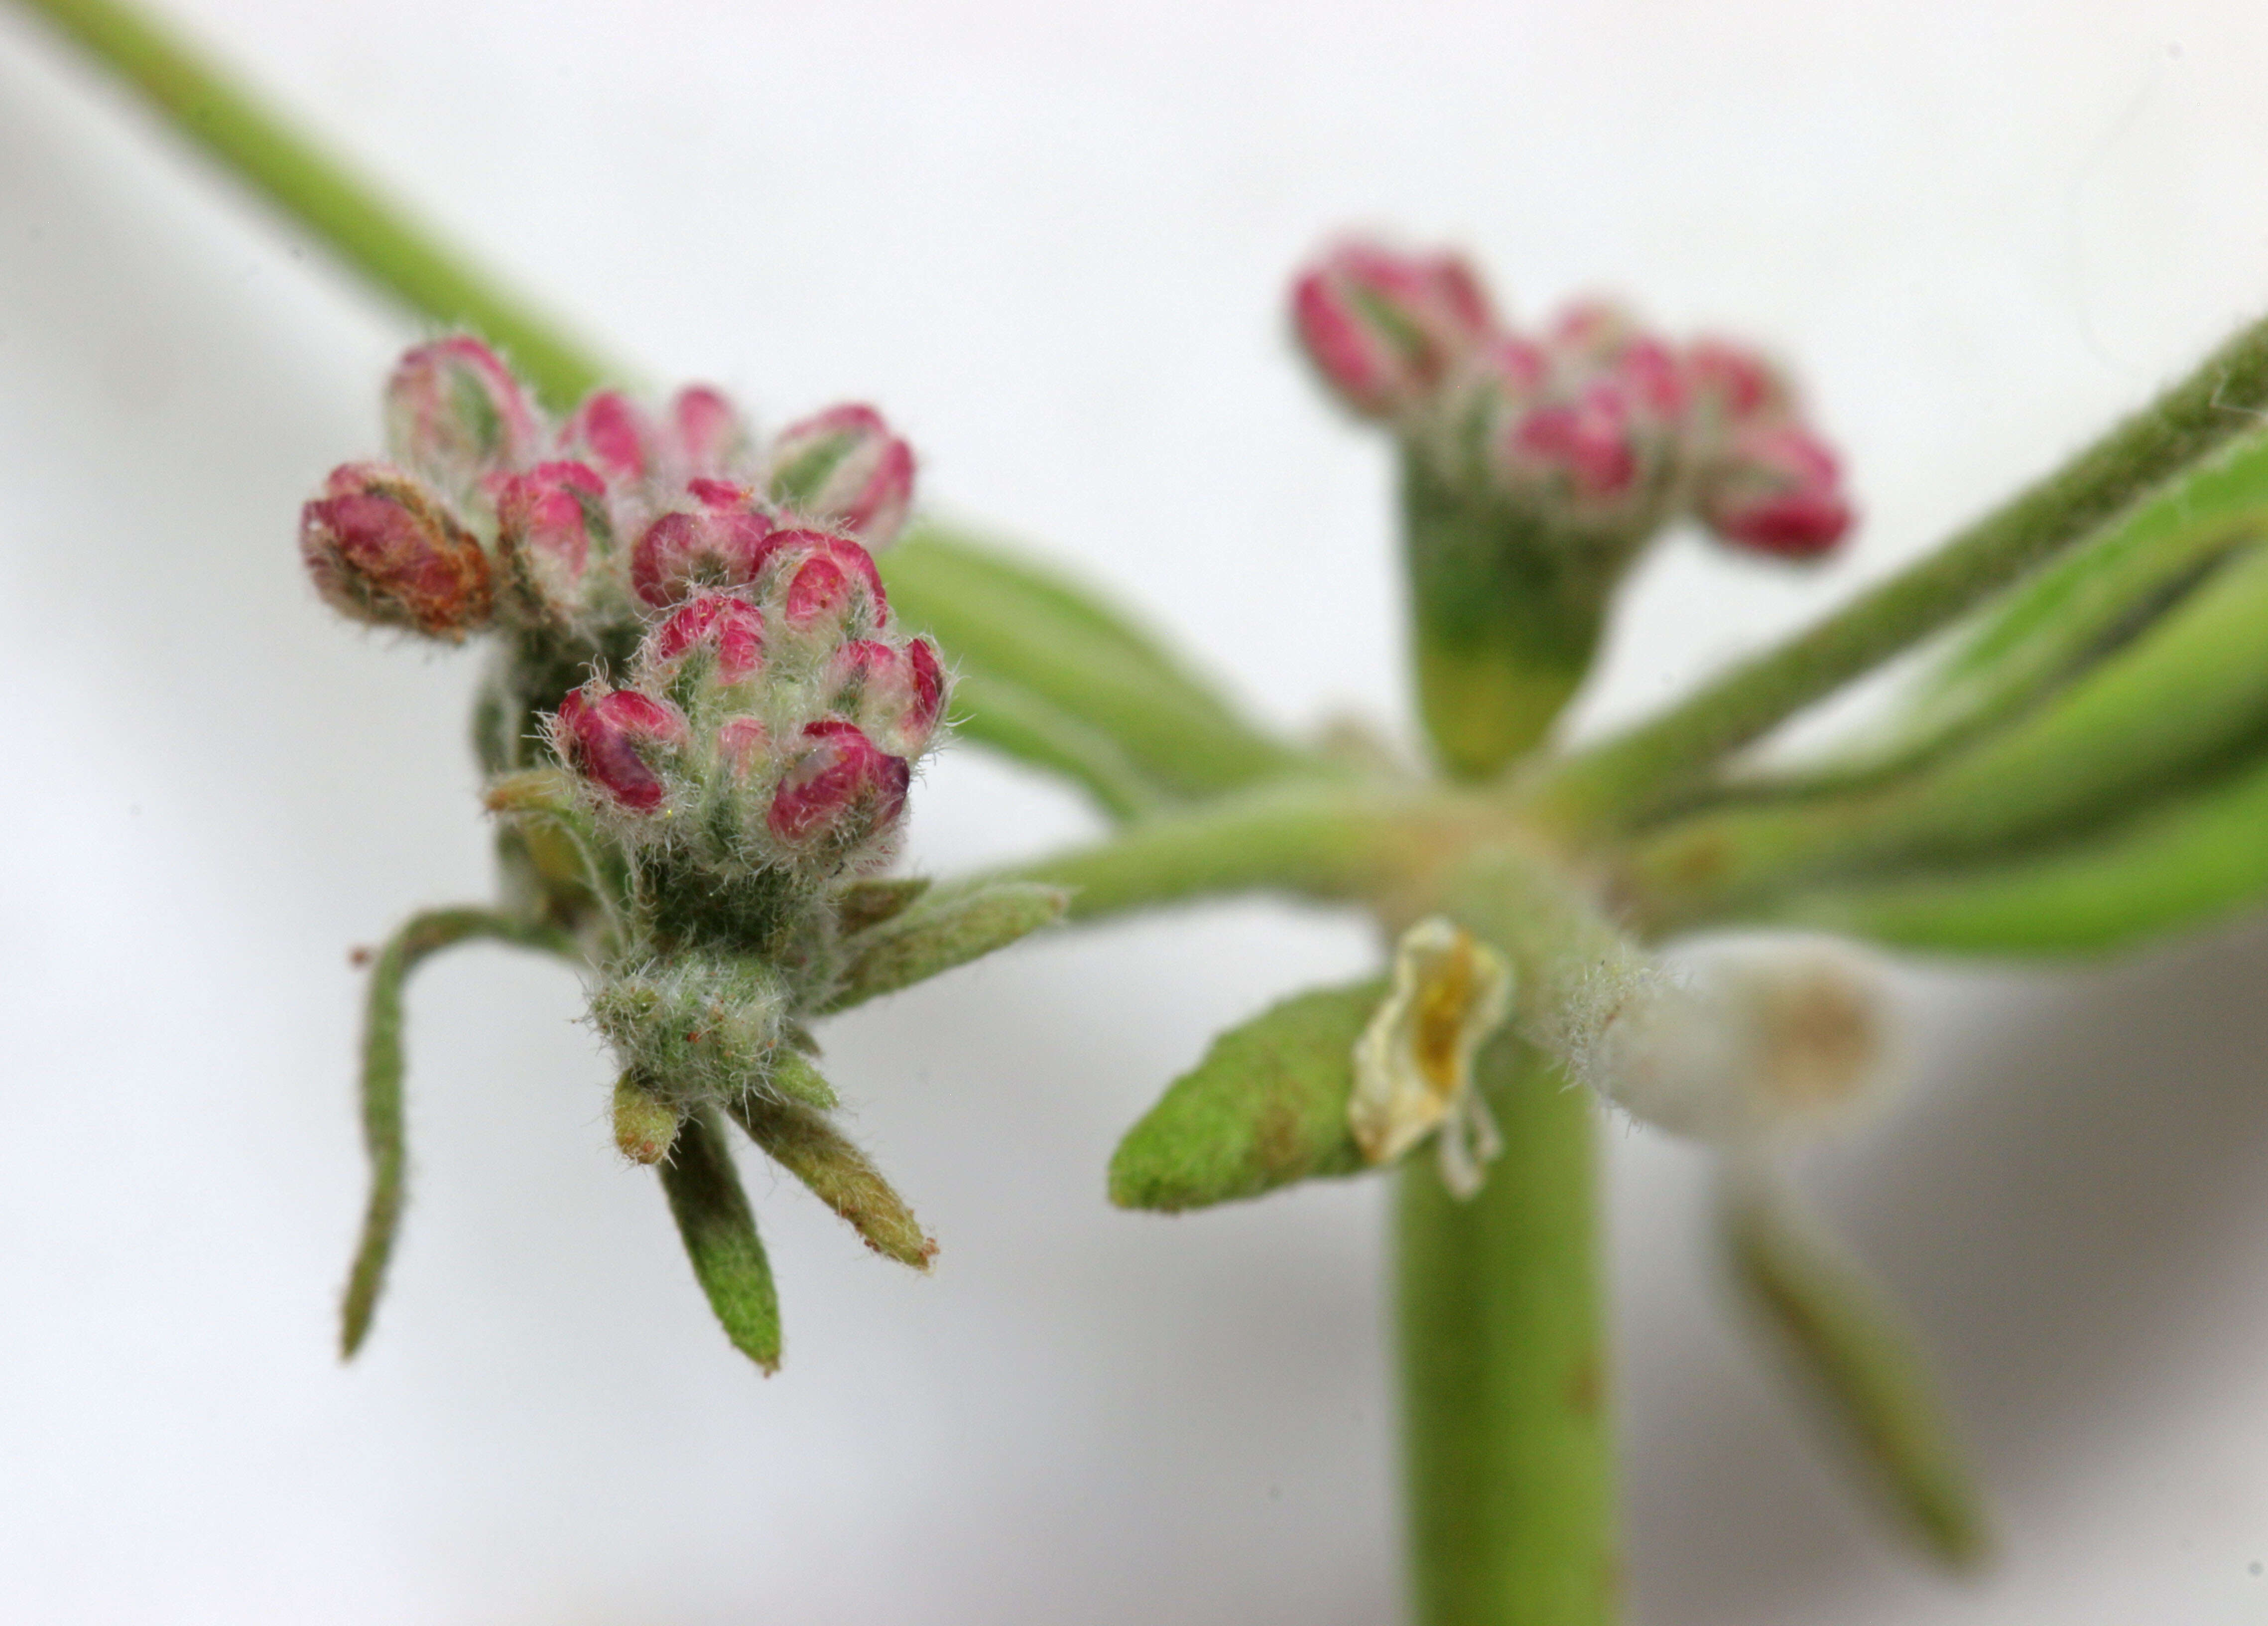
[767, 719, 910, 844]
[1697, 423, 1853, 559]
[1683, 340, 1792, 433]
[300, 462, 494, 637]
[644, 592, 766, 685]
[668, 386, 755, 480]
[554, 685, 688, 811]
[382, 337, 541, 496]
[496, 460, 607, 613]
[1290, 241, 1498, 419]
[829, 636, 946, 757]
[769, 529, 888, 634]
[559, 390, 657, 485]
[630, 489, 774, 606]
[766, 404, 917, 547]
[1497, 384, 1647, 509]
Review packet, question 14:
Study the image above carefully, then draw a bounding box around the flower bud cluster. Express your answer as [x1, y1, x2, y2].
[1292, 240, 1853, 559]
[551, 556, 946, 876]
[298, 336, 918, 643]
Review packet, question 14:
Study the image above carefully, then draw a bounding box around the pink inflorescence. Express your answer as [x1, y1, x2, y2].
[1290, 239, 1855, 558]
[298, 335, 921, 640]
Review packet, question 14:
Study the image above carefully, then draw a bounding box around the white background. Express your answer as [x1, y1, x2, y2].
[6, 1, 2268, 1621]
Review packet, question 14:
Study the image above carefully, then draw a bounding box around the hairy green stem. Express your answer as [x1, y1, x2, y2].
[12, 0, 619, 409]
[342, 906, 576, 1357]
[1524, 306, 2268, 835]
[1396, 1038, 1613, 1626]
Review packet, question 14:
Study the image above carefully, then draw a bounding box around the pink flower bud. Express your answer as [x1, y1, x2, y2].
[1292, 241, 1498, 419]
[382, 337, 541, 496]
[630, 484, 774, 606]
[1495, 382, 1651, 515]
[667, 386, 756, 480]
[828, 637, 946, 757]
[1683, 339, 1792, 432]
[766, 719, 910, 844]
[559, 390, 657, 485]
[769, 529, 889, 635]
[554, 685, 689, 812]
[766, 405, 916, 547]
[643, 592, 766, 685]
[495, 460, 608, 614]
[1696, 422, 1854, 559]
[300, 462, 494, 638]
[717, 716, 771, 777]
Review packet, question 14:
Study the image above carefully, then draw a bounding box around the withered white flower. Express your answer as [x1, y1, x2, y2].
[1349, 917, 1514, 1198]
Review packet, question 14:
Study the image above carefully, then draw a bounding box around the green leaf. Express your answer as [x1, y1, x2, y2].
[1720, 1177, 1992, 1571]
[657, 1107, 782, 1372]
[946, 670, 1169, 821]
[1630, 537, 2268, 932]
[1109, 979, 1386, 1212]
[340, 906, 574, 1359]
[823, 881, 1067, 1013]
[1774, 749, 2268, 955]
[880, 522, 1317, 809]
[729, 1094, 935, 1270]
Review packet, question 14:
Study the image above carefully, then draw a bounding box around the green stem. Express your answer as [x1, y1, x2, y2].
[342, 906, 577, 1357]
[1006, 781, 1509, 926]
[1396, 1038, 1613, 1626]
[1524, 307, 2268, 836]
[11, 0, 619, 408]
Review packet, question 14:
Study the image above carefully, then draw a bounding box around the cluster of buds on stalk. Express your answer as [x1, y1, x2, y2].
[1291, 240, 1857, 775]
[1292, 241, 1852, 559]
[302, 337, 1064, 1371]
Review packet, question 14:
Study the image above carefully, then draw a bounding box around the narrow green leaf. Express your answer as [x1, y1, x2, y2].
[948, 670, 1170, 820]
[823, 881, 1067, 1013]
[1774, 750, 2268, 955]
[833, 875, 932, 938]
[881, 522, 1317, 806]
[658, 1107, 781, 1372]
[1109, 979, 1386, 1213]
[1629, 539, 2268, 933]
[1721, 1178, 1992, 1571]
[341, 906, 574, 1359]
[729, 1095, 935, 1270]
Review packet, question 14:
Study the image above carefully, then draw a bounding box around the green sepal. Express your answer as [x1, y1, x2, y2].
[833, 875, 932, 937]
[880, 522, 1314, 809]
[1108, 978, 1386, 1213]
[657, 1106, 782, 1373]
[1720, 1175, 1991, 1571]
[729, 1094, 935, 1270]
[822, 881, 1067, 1013]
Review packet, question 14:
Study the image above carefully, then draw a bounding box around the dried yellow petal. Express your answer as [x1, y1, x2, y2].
[1348, 917, 1514, 1196]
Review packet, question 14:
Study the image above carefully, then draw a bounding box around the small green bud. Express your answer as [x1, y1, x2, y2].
[1109, 980, 1384, 1213]
[612, 1074, 683, 1165]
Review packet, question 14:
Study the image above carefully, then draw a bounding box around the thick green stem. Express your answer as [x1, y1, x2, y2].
[11, 0, 619, 408]
[1525, 308, 2268, 835]
[1396, 1038, 1613, 1626]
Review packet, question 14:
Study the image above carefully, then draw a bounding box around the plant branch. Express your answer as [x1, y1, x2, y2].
[12, 0, 621, 409]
